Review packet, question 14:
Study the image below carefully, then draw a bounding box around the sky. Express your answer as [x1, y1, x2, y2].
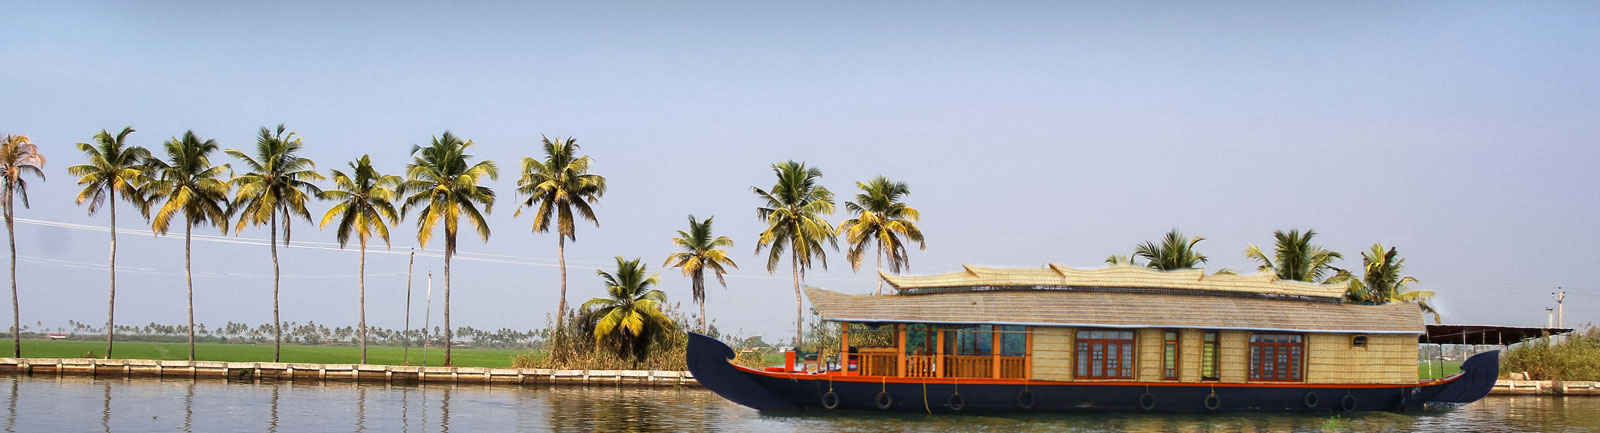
[1, 1, 1597, 343]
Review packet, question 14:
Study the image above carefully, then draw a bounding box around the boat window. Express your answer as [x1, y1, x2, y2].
[945, 325, 993, 356]
[1352, 335, 1368, 348]
[1248, 333, 1303, 382]
[904, 324, 935, 356]
[999, 325, 1027, 357]
[1163, 330, 1180, 380]
[1075, 329, 1135, 379]
[1201, 330, 1220, 381]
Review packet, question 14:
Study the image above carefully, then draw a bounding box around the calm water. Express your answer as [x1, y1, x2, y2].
[3, 375, 1596, 432]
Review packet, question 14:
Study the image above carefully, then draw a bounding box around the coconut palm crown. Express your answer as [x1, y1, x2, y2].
[1134, 229, 1210, 271]
[401, 131, 497, 366]
[319, 155, 401, 364]
[0, 134, 46, 357]
[663, 215, 737, 332]
[1244, 229, 1343, 282]
[514, 135, 606, 329]
[144, 131, 231, 361]
[1327, 244, 1440, 323]
[752, 160, 837, 346]
[580, 256, 675, 362]
[226, 124, 325, 362]
[838, 176, 925, 295]
[68, 127, 150, 359]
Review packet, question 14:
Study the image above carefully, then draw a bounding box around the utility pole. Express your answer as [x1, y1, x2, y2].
[1553, 290, 1566, 328]
[403, 249, 414, 364]
[423, 271, 433, 366]
[1546, 307, 1554, 328]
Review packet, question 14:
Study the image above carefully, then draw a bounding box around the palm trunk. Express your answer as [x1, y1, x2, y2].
[105, 194, 117, 358]
[557, 236, 567, 329]
[6, 189, 17, 358]
[443, 233, 454, 366]
[791, 253, 802, 348]
[874, 243, 884, 296]
[696, 271, 706, 333]
[185, 222, 195, 361]
[358, 238, 367, 364]
[270, 213, 281, 362]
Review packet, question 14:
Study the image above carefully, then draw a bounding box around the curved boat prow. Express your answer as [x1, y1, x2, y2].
[685, 332, 797, 411]
[1430, 350, 1500, 404]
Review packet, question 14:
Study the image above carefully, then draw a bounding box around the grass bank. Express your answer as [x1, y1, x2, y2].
[2, 339, 535, 368]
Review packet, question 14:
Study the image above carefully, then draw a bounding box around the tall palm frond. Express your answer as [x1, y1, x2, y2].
[143, 131, 231, 361]
[68, 127, 150, 359]
[664, 215, 738, 332]
[514, 135, 606, 328]
[0, 134, 46, 357]
[400, 131, 497, 366]
[1134, 229, 1210, 271]
[752, 161, 837, 346]
[838, 176, 925, 295]
[226, 124, 324, 362]
[319, 155, 400, 363]
[1326, 244, 1440, 323]
[1245, 229, 1343, 282]
[580, 257, 674, 363]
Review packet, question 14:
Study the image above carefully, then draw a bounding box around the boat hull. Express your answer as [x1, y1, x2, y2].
[687, 332, 1498, 413]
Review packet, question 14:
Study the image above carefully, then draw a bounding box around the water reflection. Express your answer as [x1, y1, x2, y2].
[0, 376, 1594, 432]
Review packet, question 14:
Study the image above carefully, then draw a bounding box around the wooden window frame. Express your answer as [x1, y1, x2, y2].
[1248, 333, 1304, 382]
[1351, 335, 1369, 349]
[1162, 329, 1180, 381]
[1201, 330, 1220, 381]
[1074, 329, 1135, 380]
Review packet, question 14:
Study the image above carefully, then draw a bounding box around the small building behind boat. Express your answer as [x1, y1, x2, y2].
[813, 264, 1425, 386]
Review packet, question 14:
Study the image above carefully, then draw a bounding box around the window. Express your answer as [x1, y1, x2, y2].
[1201, 330, 1220, 381]
[1162, 330, 1180, 380]
[1249, 334, 1304, 382]
[1351, 335, 1368, 348]
[944, 325, 992, 356]
[999, 325, 1027, 357]
[1075, 329, 1135, 379]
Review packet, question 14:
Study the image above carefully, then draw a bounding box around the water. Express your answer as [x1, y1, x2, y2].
[4, 375, 1596, 432]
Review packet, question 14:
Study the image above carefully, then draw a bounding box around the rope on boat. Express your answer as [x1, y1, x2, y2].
[921, 377, 931, 414]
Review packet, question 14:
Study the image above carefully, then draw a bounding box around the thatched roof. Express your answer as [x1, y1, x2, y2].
[806, 287, 1425, 334]
[880, 264, 1346, 299]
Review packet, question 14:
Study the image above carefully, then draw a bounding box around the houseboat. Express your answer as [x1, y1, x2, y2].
[687, 265, 1498, 412]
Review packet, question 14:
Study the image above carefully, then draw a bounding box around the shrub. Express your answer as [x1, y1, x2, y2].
[1502, 324, 1600, 381]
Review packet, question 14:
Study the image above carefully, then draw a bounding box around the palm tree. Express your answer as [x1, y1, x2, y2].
[1134, 229, 1210, 271]
[0, 134, 45, 357]
[838, 176, 925, 295]
[1244, 229, 1343, 282]
[319, 155, 400, 364]
[752, 161, 837, 346]
[145, 131, 231, 360]
[580, 257, 674, 363]
[663, 215, 737, 332]
[401, 132, 496, 366]
[226, 124, 324, 362]
[68, 127, 150, 359]
[514, 136, 605, 329]
[1104, 254, 1141, 266]
[1327, 244, 1440, 323]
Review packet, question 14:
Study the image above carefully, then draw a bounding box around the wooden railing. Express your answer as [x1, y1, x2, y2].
[943, 356, 994, 378]
[906, 355, 937, 378]
[855, 353, 898, 377]
[999, 356, 1027, 379]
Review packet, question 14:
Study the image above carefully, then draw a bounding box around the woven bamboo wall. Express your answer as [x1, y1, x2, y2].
[1179, 328, 1203, 382]
[1031, 326, 1075, 381]
[1219, 330, 1249, 383]
[1137, 328, 1163, 381]
[1305, 333, 1417, 384]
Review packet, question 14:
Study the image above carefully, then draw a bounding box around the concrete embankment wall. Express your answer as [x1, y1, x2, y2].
[1493, 380, 1600, 396]
[0, 358, 699, 388]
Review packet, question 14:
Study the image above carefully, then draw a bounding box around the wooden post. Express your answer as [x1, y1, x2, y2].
[1025, 327, 1034, 380]
[896, 324, 906, 378]
[840, 325, 850, 376]
[934, 327, 945, 378]
[991, 327, 1002, 379]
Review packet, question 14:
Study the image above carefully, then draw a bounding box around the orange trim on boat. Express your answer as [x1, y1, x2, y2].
[731, 363, 1464, 389]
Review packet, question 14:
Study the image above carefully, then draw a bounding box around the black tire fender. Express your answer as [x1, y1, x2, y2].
[1204, 393, 1221, 411]
[1139, 392, 1156, 411]
[1304, 392, 1319, 408]
[947, 393, 966, 411]
[1340, 394, 1358, 412]
[821, 391, 839, 409]
[1017, 389, 1035, 410]
[875, 391, 893, 410]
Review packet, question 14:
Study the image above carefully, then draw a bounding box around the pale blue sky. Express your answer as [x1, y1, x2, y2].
[2, 1, 1597, 341]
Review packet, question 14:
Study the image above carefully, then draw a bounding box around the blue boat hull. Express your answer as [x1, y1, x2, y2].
[686, 332, 1498, 413]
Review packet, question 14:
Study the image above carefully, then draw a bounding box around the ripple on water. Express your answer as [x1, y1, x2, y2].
[3, 375, 1597, 432]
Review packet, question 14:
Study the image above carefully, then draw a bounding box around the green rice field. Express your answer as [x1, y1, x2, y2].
[1, 339, 535, 368]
